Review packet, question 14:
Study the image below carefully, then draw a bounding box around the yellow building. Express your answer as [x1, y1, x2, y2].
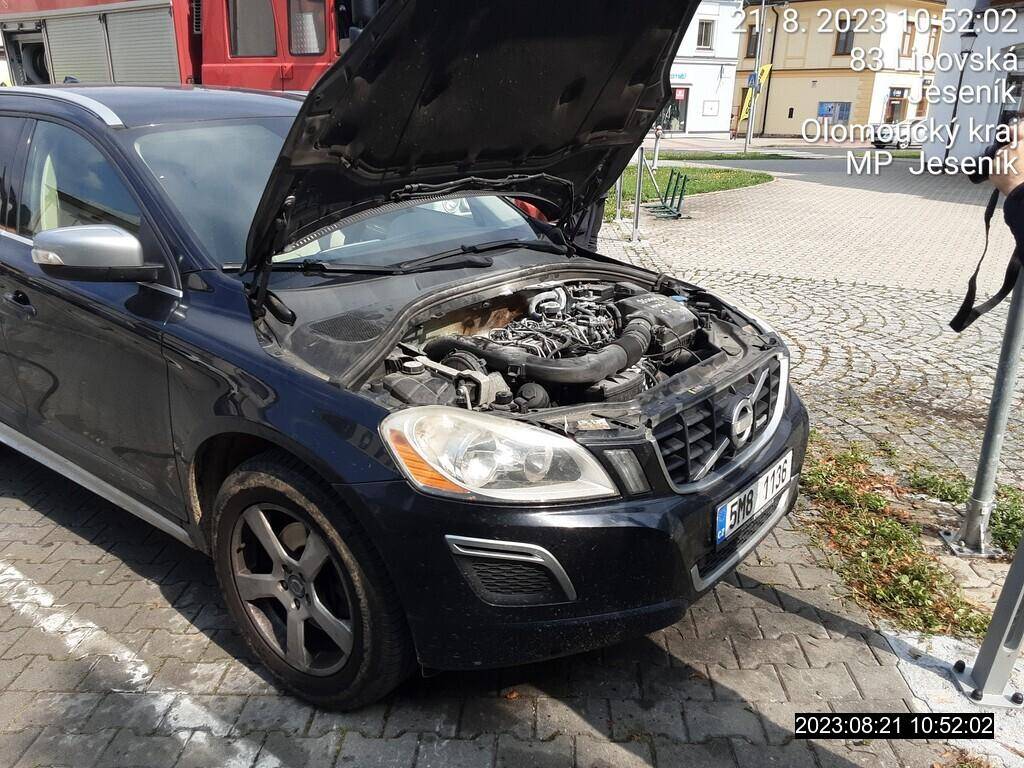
[734, 0, 945, 137]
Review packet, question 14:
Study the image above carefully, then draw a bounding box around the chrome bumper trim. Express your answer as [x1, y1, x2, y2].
[445, 534, 577, 601]
[689, 479, 798, 592]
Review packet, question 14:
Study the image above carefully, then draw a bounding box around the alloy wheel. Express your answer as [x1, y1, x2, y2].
[230, 504, 355, 675]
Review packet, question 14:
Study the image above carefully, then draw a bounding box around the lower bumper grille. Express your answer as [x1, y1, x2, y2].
[446, 535, 576, 607]
[463, 558, 562, 604]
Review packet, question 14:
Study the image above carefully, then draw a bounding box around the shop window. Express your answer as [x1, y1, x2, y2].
[900, 21, 915, 57]
[697, 20, 714, 50]
[289, 0, 326, 55]
[745, 25, 758, 58]
[834, 28, 854, 56]
[228, 0, 278, 57]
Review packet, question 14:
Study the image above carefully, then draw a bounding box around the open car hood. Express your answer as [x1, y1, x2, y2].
[244, 0, 697, 272]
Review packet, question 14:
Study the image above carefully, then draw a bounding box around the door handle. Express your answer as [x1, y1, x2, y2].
[2, 291, 36, 319]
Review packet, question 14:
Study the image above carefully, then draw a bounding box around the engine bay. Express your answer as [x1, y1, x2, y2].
[370, 279, 749, 413]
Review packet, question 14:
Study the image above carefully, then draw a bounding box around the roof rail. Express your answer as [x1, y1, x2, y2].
[1, 87, 124, 128]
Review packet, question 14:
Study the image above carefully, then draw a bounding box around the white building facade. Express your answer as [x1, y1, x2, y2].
[923, 0, 1024, 161]
[660, 0, 742, 135]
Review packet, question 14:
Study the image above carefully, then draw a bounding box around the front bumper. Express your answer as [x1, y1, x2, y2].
[344, 388, 809, 670]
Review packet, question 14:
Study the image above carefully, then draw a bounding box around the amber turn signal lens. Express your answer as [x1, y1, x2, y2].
[387, 429, 467, 495]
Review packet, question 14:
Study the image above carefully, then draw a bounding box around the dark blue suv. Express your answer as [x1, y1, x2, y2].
[0, 0, 808, 708]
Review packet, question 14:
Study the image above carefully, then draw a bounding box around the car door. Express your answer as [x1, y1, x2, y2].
[0, 116, 33, 429]
[0, 118, 184, 519]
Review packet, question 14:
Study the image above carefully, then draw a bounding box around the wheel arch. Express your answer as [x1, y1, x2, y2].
[186, 424, 344, 545]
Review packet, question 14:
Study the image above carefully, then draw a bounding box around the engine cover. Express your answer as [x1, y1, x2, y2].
[617, 293, 698, 336]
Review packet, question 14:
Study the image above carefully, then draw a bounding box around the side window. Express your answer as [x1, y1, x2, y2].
[228, 0, 278, 57]
[20, 121, 141, 237]
[0, 117, 27, 234]
[289, 0, 326, 55]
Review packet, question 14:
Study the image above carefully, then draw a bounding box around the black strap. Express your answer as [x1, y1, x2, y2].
[950, 188, 1022, 332]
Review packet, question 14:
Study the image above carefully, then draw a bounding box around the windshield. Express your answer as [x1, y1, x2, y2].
[276, 196, 540, 266]
[132, 118, 293, 264]
[131, 118, 542, 266]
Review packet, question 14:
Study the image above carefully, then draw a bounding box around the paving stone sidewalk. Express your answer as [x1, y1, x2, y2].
[0, 164, 1019, 768]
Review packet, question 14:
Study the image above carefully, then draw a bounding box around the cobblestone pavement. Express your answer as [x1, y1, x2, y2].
[0, 163, 1020, 767]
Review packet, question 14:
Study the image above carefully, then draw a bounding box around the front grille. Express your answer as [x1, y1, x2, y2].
[654, 357, 783, 487]
[457, 556, 566, 606]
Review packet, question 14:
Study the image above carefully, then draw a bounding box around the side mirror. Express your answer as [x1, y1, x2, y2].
[31, 225, 160, 283]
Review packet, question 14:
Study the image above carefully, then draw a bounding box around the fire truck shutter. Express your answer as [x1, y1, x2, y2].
[45, 16, 111, 84]
[106, 9, 180, 84]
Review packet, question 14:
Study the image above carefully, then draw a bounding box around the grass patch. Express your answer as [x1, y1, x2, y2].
[802, 442, 990, 638]
[943, 751, 996, 768]
[908, 467, 1024, 553]
[608, 165, 772, 219]
[854, 149, 922, 159]
[655, 150, 794, 161]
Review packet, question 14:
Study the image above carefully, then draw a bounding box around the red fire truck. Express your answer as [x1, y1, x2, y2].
[0, 0, 377, 90]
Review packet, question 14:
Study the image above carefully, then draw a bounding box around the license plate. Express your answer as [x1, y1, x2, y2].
[715, 452, 793, 545]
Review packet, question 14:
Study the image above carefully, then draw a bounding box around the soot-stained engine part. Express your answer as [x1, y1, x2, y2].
[382, 280, 714, 409]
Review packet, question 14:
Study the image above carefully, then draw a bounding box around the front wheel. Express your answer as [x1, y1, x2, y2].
[211, 451, 414, 709]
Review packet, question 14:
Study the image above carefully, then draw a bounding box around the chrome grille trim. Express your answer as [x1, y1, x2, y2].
[650, 355, 789, 494]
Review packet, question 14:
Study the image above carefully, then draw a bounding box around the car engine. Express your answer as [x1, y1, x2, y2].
[376, 280, 713, 412]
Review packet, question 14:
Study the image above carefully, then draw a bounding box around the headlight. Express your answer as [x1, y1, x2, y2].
[381, 406, 618, 503]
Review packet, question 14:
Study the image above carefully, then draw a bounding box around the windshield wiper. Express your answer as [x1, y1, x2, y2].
[396, 238, 567, 272]
[225, 239, 566, 277]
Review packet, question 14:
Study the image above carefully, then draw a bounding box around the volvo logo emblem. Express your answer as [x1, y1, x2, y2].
[727, 397, 755, 449]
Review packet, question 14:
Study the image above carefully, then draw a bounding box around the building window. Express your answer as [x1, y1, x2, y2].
[900, 21, 916, 57]
[289, 0, 326, 55]
[697, 20, 715, 50]
[228, 0, 278, 57]
[745, 25, 759, 58]
[928, 25, 940, 58]
[834, 28, 854, 56]
[999, 73, 1024, 125]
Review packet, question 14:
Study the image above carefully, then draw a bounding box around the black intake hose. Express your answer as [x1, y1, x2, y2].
[423, 318, 653, 386]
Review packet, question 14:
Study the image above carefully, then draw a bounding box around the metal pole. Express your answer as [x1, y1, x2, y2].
[952, 525, 1024, 708]
[615, 176, 623, 222]
[631, 147, 643, 243]
[942, 266, 1024, 557]
[653, 129, 662, 170]
[743, 0, 768, 153]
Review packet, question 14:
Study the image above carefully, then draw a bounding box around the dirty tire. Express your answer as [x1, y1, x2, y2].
[211, 450, 414, 709]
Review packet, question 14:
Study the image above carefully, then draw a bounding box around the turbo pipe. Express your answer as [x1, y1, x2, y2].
[423, 319, 653, 386]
